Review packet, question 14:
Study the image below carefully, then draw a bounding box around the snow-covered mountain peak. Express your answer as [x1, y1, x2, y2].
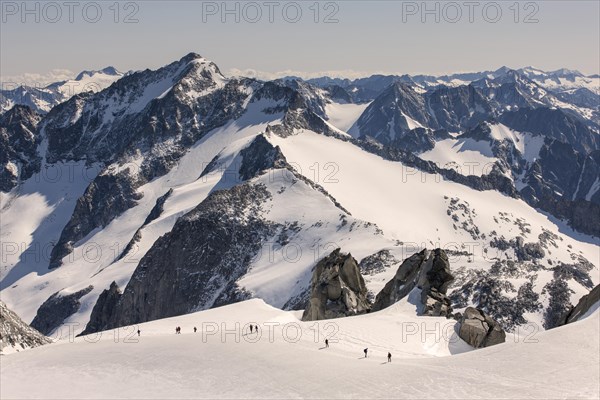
[548, 68, 585, 78]
[1, 54, 599, 364]
[75, 66, 122, 81]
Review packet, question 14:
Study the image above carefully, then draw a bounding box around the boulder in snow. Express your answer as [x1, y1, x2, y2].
[458, 307, 506, 348]
[302, 249, 371, 321]
[372, 248, 454, 317]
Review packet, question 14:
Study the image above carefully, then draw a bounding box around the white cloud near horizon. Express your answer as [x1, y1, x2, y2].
[2, 64, 596, 89]
[1, 69, 77, 88]
[226, 68, 387, 81]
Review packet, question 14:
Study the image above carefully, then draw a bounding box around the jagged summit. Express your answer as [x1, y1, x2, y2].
[180, 51, 204, 62]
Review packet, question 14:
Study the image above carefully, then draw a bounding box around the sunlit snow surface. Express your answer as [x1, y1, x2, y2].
[1, 299, 598, 399]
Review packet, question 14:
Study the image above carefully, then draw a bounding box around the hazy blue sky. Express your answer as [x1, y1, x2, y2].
[1, 0, 598, 84]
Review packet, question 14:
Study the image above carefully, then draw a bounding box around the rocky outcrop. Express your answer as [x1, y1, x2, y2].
[458, 307, 506, 348]
[49, 171, 143, 268]
[526, 141, 600, 205]
[489, 236, 545, 262]
[372, 249, 454, 317]
[556, 284, 600, 327]
[566, 284, 600, 323]
[357, 138, 520, 199]
[239, 135, 288, 180]
[43, 53, 251, 166]
[82, 183, 279, 333]
[119, 189, 173, 260]
[359, 250, 400, 276]
[30, 286, 93, 335]
[79, 282, 122, 336]
[302, 249, 371, 321]
[499, 107, 598, 153]
[0, 301, 50, 353]
[354, 83, 491, 143]
[0, 105, 42, 192]
[40, 54, 258, 270]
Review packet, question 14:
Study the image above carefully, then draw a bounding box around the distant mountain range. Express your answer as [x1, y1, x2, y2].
[1, 54, 598, 342]
[0, 67, 126, 114]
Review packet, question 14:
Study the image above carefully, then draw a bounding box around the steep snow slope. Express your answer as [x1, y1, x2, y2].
[1, 299, 598, 399]
[269, 130, 600, 327]
[419, 138, 497, 177]
[1, 55, 598, 342]
[0, 96, 401, 335]
[270, 130, 597, 259]
[0, 158, 102, 283]
[237, 171, 396, 307]
[0, 100, 284, 328]
[324, 101, 371, 134]
[420, 123, 546, 177]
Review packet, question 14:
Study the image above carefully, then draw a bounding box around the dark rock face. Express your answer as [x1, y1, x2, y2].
[30, 286, 93, 335]
[523, 141, 600, 205]
[420, 250, 455, 317]
[302, 249, 371, 321]
[49, 171, 143, 268]
[324, 85, 353, 104]
[392, 127, 436, 154]
[307, 74, 408, 103]
[359, 250, 400, 276]
[43, 54, 252, 167]
[0, 105, 42, 192]
[457, 121, 600, 237]
[143, 188, 173, 225]
[473, 70, 556, 111]
[372, 248, 454, 317]
[523, 185, 600, 238]
[251, 80, 342, 139]
[357, 139, 520, 199]
[0, 301, 50, 353]
[547, 260, 597, 328]
[458, 307, 506, 348]
[239, 135, 288, 181]
[119, 189, 174, 260]
[38, 55, 261, 270]
[514, 139, 600, 236]
[80, 282, 122, 336]
[490, 236, 545, 262]
[426, 85, 492, 131]
[356, 83, 427, 144]
[355, 83, 492, 143]
[555, 87, 600, 110]
[87, 183, 280, 332]
[500, 108, 598, 153]
[542, 279, 575, 329]
[562, 284, 600, 324]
